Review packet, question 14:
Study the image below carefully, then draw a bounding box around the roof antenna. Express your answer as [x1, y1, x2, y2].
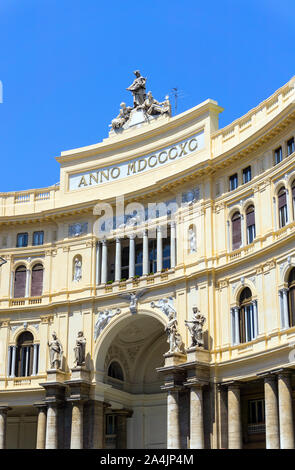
[171, 87, 178, 115]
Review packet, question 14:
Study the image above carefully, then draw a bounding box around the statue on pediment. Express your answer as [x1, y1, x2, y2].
[138, 91, 170, 116]
[111, 102, 132, 130]
[48, 332, 63, 370]
[185, 307, 206, 348]
[74, 331, 86, 367]
[126, 70, 147, 107]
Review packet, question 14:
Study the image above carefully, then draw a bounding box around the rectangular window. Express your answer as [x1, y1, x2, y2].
[16, 233, 28, 247]
[229, 173, 238, 191]
[33, 231, 44, 246]
[287, 137, 294, 156]
[148, 239, 157, 274]
[135, 242, 143, 276]
[242, 166, 251, 184]
[162, 238, 171, 270]
[248, 399, 265, 435]
[121, 246, 129, 280]
[274, 146, 283, 165]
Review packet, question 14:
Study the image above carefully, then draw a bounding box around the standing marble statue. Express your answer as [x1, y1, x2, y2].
[48, 332, 63, 369]
[126, 70, 147, 107]
[165, 309, 185, 354]
[188, 228, 197, 253]
[74, 257, 82, 282]
[74, 331, 86, 367]
[185, 307, 206, 348]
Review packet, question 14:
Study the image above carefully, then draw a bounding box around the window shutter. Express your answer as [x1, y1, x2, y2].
[14, 266, 26, 298]
[31, 264, 43, 297]
[278, 189, 287, 209]
[246, 206, 255, 227]
[232, 213, 241, 250]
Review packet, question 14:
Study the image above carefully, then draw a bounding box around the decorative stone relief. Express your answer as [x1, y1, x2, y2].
[119, 289, 147, 314]
[94, 308, 121, 341]
[185, 307, 206, 349]
[150, 297, 176, 317]
[68, 222, 88, 238]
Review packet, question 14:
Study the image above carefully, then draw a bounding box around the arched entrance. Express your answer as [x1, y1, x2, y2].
[94, 311, 169, 449]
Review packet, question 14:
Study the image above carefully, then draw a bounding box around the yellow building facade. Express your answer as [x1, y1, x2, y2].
[1, 76, 295, 449]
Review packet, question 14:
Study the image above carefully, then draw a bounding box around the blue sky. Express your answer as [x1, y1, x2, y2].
[0, 0, 294, 192]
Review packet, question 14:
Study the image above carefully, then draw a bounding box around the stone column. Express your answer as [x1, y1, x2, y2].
[10, 346, 16, 378]
[129, 235, 135, 279]
[142, 230, 149, 276]
[115, 237, 122, 282]
[240, 214, 245, 247]
[227, 383, 242, 449]
[0, 406, 10, 449]
[95, 242, 101, 285]
[45, 403, 58, 449]
[278, 371, 295, 449]
[273, 197, 277, 231]
[116, 410, 132, 449]
[252, 300, 259, 338]
[156, 226, 163, 272]
[282, 288, 290, 329]
[91, 401, 104, 449]
[25, 269, 31, 298]
[34, 403, 47, 449]
[170, 221, 176, 268]
[286, 188, 292, 223]
[190, 385, 204, 449]
[32, 344, 38, 376]
[101, 239, 108, 284]
[234, 307, 240, 345]
[227, 220, 230, 252]
[70, 401, 84, 449]
[264, 375, 280, 449]
[167, 389, 181, 449]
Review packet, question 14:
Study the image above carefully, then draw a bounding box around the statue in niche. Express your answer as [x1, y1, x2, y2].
[126, 70, 147, 107]
[94, 308, 121, 340]
[74, 257, 82, 282]
[48, 332, 63, 369]
[74, 331, 86, 367]
[165, 309, 185, 354]
[188, 227, 197, 253]
[185, 307, 206, 348]
[111, 102, 132, 129]
[138, 91, 170, 116]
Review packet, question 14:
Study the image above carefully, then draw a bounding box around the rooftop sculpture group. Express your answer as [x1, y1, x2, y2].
[111, 70, 171, 131]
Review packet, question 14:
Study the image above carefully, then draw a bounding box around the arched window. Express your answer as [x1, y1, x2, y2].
[14, 265, 26, 298]
[31, 264, 43, 297]
[15, 331, 34, 377]
[108, 361, 124, 381]
[239, 288, 257, 343]
[288, 268, 295, 327]
[246, 205, 256, 244]
[232, 212, 242, 250]
[278, 187, 288, 227]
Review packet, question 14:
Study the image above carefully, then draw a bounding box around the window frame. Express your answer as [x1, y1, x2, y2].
[16, 232, 28, 248]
